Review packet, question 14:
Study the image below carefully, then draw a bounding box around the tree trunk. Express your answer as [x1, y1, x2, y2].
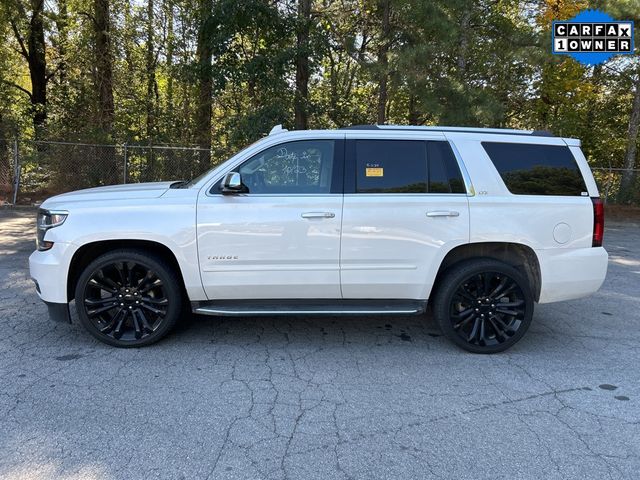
[8, 0, 49, 133]
[56, 0, 69, 88]
[619, 74, 640, 203]
[27, 0, 47, 131]
[294, 0, 311, 130]
[328, 53, 338, 125]
[146, 0, 156, 140]
[584, 65, 602, 131]
[195, 0, 213, 167]
[376, 0, 390, 125]
[165, 0, 175, 118]
[457, 9, 471, 78]
[94, 0, 115, 135]
[407, 93, 419, 125]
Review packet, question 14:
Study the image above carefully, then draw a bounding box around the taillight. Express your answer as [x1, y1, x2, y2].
[591, 197, 604, 247]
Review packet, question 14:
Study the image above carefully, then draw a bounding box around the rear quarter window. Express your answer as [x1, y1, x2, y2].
[481, 142, 588, 196]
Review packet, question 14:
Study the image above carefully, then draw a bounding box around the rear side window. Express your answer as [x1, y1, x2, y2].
[427, 141, 466, 193]
[355, 140, 427, 193]
[482, 142, 587, 196]
[354, 140, 465, 194]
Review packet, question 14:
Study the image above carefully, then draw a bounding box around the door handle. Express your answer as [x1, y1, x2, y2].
[426, 211, 460, 217]
[301, 212, 336, 219]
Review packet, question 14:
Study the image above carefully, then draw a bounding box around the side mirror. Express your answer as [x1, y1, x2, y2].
[221, 172, 247, 194]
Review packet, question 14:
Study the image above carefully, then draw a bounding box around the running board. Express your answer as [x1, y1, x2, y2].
[192, 299, 427, 317]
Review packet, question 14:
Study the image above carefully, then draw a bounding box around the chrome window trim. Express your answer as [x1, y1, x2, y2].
[206, 193, 344, 198]
[343, 193, 469, 198]
[443, 136, 475, 197]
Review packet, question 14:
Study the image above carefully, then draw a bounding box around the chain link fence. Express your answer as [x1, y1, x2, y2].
[0, 139, 19, 205]
[591, 167, 640, 205]
[0, 139, 218, 205]
[0, 139, 639, 205]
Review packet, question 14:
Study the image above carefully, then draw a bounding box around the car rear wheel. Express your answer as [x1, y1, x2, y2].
[433, 258, 534, 353]
[74, 249, 182, 347]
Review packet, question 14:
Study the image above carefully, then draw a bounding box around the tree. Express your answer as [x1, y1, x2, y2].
[94, 0, 115, 135]
[195, 0, 213, 158]
[0, 0, 637, 204]
[294, 0, 311, 130]
[4, 0, 48, 133]
[619, 69, 640, 203]
[146, 0, 158, 139]
[375, 0, 390, 124]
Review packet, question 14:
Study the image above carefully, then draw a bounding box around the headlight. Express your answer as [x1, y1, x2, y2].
[36, 209, 68, 251]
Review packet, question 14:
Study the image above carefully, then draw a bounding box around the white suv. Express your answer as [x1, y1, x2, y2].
[29, 125, 608, 353]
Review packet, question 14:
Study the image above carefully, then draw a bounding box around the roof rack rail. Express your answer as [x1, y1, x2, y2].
[339, 125, 555, 137]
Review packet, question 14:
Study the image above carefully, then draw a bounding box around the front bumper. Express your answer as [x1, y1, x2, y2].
[29, 242, 74, 320]
[537, 246, 608, 304]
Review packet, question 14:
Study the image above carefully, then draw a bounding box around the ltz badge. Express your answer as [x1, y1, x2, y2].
[552, 9, 634, 65]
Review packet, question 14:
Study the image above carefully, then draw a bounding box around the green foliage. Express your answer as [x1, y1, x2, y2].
[0, 0, 638, 195]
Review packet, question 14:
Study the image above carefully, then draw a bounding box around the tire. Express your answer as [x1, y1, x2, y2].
[432, 258, 534, 354]
[74, 249, 183, 347]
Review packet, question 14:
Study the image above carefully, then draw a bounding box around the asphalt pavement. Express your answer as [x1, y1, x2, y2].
[1, 209, 639, 479]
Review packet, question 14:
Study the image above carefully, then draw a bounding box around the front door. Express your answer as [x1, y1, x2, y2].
[197, 138, 344, 299]
[340, 136, 470, 299]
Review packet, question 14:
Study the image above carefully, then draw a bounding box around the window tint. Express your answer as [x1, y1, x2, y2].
[354, 140, 465, 194]
[238, 140, 335, 194]
[355, 140, 427, 193]
[427, 141, 466, 193]
[482, 142, 587, 196]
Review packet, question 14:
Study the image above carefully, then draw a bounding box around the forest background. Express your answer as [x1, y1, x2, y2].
[1, 0, 639, 202]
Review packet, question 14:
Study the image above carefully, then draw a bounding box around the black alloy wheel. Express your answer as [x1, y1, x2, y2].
[433, 259, 534, 353]
[75, 249, 182, 347]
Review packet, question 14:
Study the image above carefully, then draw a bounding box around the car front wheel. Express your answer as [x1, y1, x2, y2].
[433, 258, 534, 353]
[74, 249, 182, 347]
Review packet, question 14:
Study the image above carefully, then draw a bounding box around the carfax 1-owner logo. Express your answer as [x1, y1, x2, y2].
[552, 9, 634, 65]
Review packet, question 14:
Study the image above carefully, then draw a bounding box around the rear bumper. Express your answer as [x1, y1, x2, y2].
[537, 246, 608, 303]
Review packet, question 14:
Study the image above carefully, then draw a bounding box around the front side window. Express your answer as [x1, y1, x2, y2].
[482, 142, 588, 196]
[238, 140, 335, 194]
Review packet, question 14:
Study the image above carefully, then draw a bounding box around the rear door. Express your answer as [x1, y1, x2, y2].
[340, 134, 470, 299]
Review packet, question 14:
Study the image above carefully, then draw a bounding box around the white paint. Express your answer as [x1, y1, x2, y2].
[29, 126, 608, 308]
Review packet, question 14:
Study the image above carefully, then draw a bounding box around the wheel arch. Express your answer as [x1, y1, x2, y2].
[431, 242, 541, 302]
[67, 239, 188, 302]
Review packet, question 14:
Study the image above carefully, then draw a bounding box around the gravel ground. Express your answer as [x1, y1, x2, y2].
[1, 208, 639, 480]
